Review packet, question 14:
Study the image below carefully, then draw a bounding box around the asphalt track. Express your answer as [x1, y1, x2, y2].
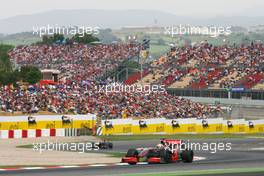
[1, 138, 264, 176]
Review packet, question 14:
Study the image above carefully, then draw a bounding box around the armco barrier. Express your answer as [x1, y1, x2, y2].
[100, 118, 264, 135]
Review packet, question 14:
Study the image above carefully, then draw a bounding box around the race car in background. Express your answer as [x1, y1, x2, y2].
[98, 140, 113, 149]
[121, 139, 193, 164]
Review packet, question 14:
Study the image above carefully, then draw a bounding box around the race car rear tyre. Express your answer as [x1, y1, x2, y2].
[98, 142, 103, 149]
[182, 149, 193, 163]
[126, 149, 139, 157]
[160, 149, 172, 163]
[108, 142, 113, 149]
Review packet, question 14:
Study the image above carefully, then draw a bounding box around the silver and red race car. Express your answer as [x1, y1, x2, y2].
[121, 139, 193, 165]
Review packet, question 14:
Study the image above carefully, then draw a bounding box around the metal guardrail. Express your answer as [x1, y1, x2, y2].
[166, 88, 264, 100]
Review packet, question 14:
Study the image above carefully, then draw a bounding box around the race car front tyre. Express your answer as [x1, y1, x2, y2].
[147, 149, 160, 158]
[182, 149, 194, 163]
[159, 149, 172, 163]
[126, 149, 139, 157]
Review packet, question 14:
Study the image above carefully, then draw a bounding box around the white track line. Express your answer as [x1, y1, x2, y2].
[194, 156, 206, 161]
[115, 163, 129, 166]
[89, 164, 108, 167]
[251, 147, 264, 151]
[22, 167, 45, 170]
[0, 156, 206, 171]
[60, 166, 81, 168]
[137, 162, 149, 165]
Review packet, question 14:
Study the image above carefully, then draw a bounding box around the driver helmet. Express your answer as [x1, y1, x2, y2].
[156, 144, 164, 149]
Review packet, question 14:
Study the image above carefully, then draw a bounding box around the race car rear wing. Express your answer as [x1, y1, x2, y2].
[161, 139, 183, 145]
[161, 139, 183, 151]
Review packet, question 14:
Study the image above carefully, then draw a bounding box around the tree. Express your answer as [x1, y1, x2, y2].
[25, 69, 42, 84]
[0, 71, 19, 85]
[19, 65, 42, 84]
[0, 45, 42, 85]
[72, 33, 99, 44]
[241, 36, 250, 45]
[0, 44, 13, 72]
[97, 28, 119, 44]
[41, 33, 65, 44]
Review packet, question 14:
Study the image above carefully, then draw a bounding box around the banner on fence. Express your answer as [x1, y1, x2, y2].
[0, 114, 96, 130]
[164, 118, 196, 134]
[132, 118, 166, 134]
[245, 120, 264, 133]
[102, 118, 133, 135]
[100, 118, 264, 135]
[223, 119, 246, 133]
[196, 118, 223, 133]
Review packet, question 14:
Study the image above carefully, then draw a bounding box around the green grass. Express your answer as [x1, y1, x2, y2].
[106, 152, 126, 158]
[16, 144, 34, 149]
[98, 133, 264, 141]
[122, 167, 264, 176]
[16, 143, 126, 158]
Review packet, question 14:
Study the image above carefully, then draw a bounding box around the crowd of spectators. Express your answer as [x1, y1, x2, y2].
[149, 42, 264, 89]
[0, 80, 219, 119]
[9, 43, 140, 80]
[0, 43, 221, 119]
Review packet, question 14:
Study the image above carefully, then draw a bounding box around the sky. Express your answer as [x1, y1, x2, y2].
[1, 0, 264, 19]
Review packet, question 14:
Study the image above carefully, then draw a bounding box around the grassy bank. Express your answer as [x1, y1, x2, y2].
[98, 133, 264, 141]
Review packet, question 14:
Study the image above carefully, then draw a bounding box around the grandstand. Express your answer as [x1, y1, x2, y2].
[1, 41, 263, 121]
[125, 42, 264, 99]
[0, 42, 223, 120]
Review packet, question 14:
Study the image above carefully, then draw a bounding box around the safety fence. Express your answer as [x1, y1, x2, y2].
[98, 118, 264, 135]
[166, 88, 264, 100]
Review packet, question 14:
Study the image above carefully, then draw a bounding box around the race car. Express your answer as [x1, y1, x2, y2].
[98, 140, 113, 149]
[121, 139, 193, 164]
